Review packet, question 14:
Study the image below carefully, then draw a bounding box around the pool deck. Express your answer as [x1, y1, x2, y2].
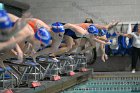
[11, 70, 92, 93]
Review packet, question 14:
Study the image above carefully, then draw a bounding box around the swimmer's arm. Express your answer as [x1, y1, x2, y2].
[94, 24, 111, 30]
[0, 18, 28, 41]
[98, 37, 108, 42]
[0, 37, 16, 51]
[93, 37, 110, 45]
[94, 21, 118, 30]
[3, 19, 28, 40]
[10, 44, 24, 63]
[11, 19, 27, 34]
[24, 43, 33, 54]
[7, 13, 31, 38]
[8, 13, 19, 22]
[84, 35, 108, 44]
[0, 26, 32, 51]
[14, 25, 34, 43]
[28, 36, 37, 54]
[12, 44, 23, 62]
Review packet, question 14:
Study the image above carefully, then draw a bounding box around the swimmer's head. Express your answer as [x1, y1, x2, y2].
[98, 29, 107, 36]
[34, 27, 51, 45]
[84, 18, 93, 23]
[88, 25, 99, 35]
[0, 3, 13, 30]
[112, 32, 117, 37]
[51, 22, 65, 33]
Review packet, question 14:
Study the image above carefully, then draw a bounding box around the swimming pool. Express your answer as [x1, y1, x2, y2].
[61, 72, 140, 93]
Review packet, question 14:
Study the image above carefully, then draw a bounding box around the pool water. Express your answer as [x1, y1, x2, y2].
[61, 72, 140, 93]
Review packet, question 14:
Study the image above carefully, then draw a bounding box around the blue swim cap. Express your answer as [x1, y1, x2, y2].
[112, 32, 117, 37]
[99, 29, 107, 36]
[35, 27, 51, 45]
[51, 22, 65, 33]
[88, 25, 99, 35]
[0, 7, 13, 29]
[106, 32, 111, 38]
[109, 39, 113, 43]
[102, 29, 107, 34]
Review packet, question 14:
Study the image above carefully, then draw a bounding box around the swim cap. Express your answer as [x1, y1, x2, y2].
[112, 32, 117, 37]
[51, 22, 65, 33]
[35, 27, 51, 45]
[106, 32, 111, 38]
[0, 5, 12, 29]
[88, 25, 98, 35]
[109, 39, 113, 43]
[99, 29, 107, 36]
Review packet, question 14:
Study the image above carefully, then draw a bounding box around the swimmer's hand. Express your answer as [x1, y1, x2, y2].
[106, 41, 111, 45]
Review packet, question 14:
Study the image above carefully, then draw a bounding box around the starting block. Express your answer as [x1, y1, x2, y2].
[58, 56, 75, 76]
[19, 60, 43, 87]
[38, 57, 61, 81]
[71, 54, 88, 72]
[4, 59, 44, 87]
[0, 67, 15, 89]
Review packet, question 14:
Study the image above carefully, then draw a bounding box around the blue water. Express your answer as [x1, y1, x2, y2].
[61, 73, 140, 93]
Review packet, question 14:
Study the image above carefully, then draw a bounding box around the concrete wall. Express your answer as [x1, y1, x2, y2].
[16, 0, 140, 24]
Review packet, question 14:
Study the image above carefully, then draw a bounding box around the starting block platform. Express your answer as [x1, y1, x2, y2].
[4, 70, 91, 93]
[0, 54, 89, 93]
[3, 59, 44, 87]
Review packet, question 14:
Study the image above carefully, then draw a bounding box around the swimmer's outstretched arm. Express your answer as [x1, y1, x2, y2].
[94, 21, 119, 30]
[92, 36, 111, 45]
[78, 36, 110, 54]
